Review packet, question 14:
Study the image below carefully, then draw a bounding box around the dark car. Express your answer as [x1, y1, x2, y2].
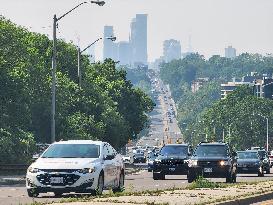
[188, 142, 237, 183]
[152, 144, 190, 180]
[256, 149, 271, 174]
[237, 150, 263, 176]
[133, 152, 146, 163]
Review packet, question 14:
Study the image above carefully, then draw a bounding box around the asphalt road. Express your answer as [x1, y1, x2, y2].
[1, 169, 273, 205]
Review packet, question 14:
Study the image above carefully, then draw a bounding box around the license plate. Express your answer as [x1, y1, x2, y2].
[169, 168, 175, 171]
[50, 177, 63, 184]
[204, 168, 212, 173]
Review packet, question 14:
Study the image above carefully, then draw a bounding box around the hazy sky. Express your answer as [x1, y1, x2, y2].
[1, 0, 273, 61]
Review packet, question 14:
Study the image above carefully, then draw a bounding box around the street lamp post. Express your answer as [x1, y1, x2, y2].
[51, 1, 105, 143]
[77, 36, 116, 87]
[254, 113, 269, 152]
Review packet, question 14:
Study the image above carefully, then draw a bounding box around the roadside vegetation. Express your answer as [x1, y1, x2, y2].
[160, 53, 273, 149]
[0, 16, 155, 164]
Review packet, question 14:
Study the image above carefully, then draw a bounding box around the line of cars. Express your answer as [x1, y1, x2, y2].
[147, 142, 272, 183]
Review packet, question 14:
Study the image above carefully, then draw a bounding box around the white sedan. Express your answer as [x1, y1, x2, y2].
[26, 140, 125, 197]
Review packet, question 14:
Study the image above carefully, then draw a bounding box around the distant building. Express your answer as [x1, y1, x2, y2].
[150, 56, 164, 71]
[221, 81, 254, 99]
[163, 39, 181, 62]
[103, 26, 116, 60]
[225, 46, 236, 59]
[130, 14, 148, 66]
[191, 78, 209, 93]
[254, 78, 273, 99]
[118, 41, 131, 65]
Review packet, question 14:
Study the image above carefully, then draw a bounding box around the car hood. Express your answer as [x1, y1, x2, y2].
[191, 156, 229, 161]
[30, 157, 101, 169]
[157, 155, 188, 160]
[237, 159, 260, 164]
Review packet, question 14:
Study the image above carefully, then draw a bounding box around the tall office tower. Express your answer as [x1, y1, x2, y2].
[103, 26, 115, 60]
[130, 14, 148, 66]
[163, 39, 181, 62]
[118, 41, 131, 65]
[225, 46, 236, 59]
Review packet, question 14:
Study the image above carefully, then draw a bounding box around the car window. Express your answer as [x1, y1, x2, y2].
[194, 145, 228, 157]
[238, 152, 259, 159]
[42, 144, 100, 158]
[160, 145, 188, 156]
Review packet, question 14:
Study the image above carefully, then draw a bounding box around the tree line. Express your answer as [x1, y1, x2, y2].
[160, 53, 273, 150]
[0, 16, 154, 163]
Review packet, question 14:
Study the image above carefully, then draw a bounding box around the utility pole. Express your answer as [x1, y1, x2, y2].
[51, 14, 57, 143]
[77, 47, 81, 87]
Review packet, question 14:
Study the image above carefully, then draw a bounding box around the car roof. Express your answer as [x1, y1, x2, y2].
[53, 140, 103, 146]
[199, 142, 227, 146]
[164, 144, 188, 146]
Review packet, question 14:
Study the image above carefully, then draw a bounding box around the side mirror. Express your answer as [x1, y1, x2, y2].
[32, 154, 40, 160]
[104, 155, 115, 160]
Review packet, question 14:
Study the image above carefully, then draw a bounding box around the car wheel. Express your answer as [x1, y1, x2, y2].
[187, 172, 196, 183]
[113, 171, 125, 193]
[153, 172, 165, 180]
[266, 168, 270, 174]
[27, 189, 39, 197]
[232, 172, 237, 183]
[226, 172, 232, 183]
[95, 173, 104, 195]
[258, 167, 264, 177]
[54, 191, 63, 197]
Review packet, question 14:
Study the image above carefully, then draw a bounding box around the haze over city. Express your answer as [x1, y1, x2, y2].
[1, 0, 273, 62]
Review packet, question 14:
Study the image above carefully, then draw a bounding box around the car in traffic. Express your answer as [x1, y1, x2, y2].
[152, 144, 191, 180]
[269, 151, 273, 167]
[26, 140, 125, 197]
[133, 152, 146, 163]
[122, 155, 131, 163]
[237, 150, 264, 176]
[256, 149, 271, 174]
[187, 142, 237, 183]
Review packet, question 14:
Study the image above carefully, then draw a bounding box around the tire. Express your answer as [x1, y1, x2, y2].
[232, 172, 237, 183]
[226, 172, 232, 183]
[27, 189, 39, 197]
[113, 171, 125, 193]
[54, 191, 63, 197]
[258, 169, 264, 177]
[153, 172, 165, 180]
[95, 173, 104, 195]
[266, 168, 270, 174]
[187, 173, 195, 183]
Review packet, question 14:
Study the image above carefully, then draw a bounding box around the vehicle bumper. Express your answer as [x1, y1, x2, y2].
[153, 164, 188, 175]
[26, 170, 100, 193]
[188, 166, 231, 178]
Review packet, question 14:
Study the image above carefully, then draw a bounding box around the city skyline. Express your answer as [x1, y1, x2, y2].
[1, 0, 273, 62]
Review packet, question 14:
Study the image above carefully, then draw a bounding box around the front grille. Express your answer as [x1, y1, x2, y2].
[198, 161, 219, 167]
[39, 169, 79, 173]
[37, 173, 80, 186]
[161, 159, 184, 166]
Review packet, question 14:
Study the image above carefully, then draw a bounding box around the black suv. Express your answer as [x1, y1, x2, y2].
[152, 144, 191, 180]
[188, 142, 237, 183]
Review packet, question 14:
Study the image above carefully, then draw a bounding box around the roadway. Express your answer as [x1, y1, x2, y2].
[1, 170, 273, 205]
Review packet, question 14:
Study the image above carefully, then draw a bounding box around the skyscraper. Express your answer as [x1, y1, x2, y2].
[225, 46, 236, 59]
[118, 41, 131, 65]
[163, 39, 181, 62]
[130, 14, 148, 66]
[103, 26, 115, 60]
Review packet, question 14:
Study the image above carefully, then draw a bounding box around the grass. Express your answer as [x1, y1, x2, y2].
[187, 176, 228, 189]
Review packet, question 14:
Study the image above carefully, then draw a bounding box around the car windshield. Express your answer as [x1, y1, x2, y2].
[194, 145, 228, 157]
[160, 145, 188, 156]
[238, 152, 258, 159]
[42, 144, 100, 158]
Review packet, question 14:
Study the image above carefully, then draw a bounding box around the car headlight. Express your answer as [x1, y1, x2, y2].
[263, 159, 269, 163]
[28, 167, 40, 173]
[219, 160, 230, 166]
[188, 160, 198, 167]
[78, 167, 96, 174]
